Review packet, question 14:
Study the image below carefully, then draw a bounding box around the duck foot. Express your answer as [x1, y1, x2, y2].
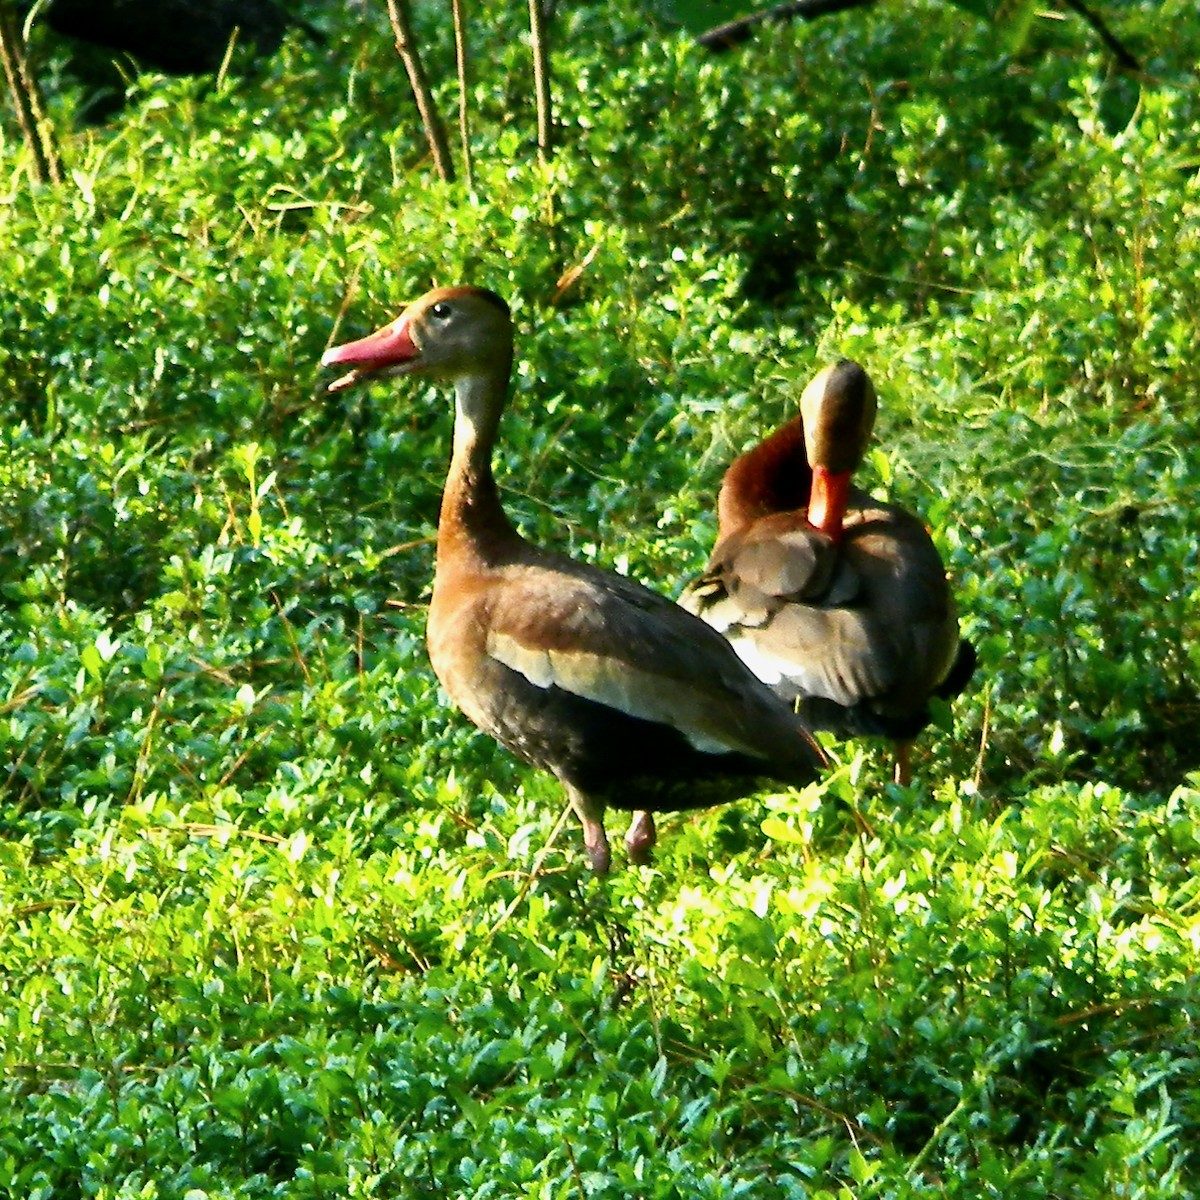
[625, 810, 657, 865]
[568, 785, 612, 873]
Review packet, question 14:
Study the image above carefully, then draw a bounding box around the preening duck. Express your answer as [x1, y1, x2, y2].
[681, 359, 974, 785]
[322, 286, 825, 871]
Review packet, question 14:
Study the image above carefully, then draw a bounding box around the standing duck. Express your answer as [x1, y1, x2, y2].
[681, 360, 974, 785]
[321, 286, 825, 872]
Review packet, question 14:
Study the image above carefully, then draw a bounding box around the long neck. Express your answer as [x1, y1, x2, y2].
[437, 370, 522, 571]
[716, 415, 812, 534]
[806, 464, 852, 541]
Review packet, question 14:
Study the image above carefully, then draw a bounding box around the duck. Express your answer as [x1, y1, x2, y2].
[321, 286, 825, 872]
[680, 359, 974, 786]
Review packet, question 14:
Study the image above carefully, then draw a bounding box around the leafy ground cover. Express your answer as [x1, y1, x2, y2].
[2, 1, 1200, 1195]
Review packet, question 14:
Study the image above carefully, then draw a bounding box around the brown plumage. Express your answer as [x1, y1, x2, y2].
[681, 360, 974, 785]
[321, 286, 825, 871]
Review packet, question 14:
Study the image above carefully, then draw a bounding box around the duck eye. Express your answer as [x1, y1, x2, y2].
[430, 302, 452, 320]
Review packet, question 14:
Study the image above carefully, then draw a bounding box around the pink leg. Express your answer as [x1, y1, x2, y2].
[567, 785, 611, 873]
[625, 810, 657, 865]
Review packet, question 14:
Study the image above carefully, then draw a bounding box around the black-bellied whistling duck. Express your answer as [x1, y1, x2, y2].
[321, 286, 825, 872]
[681, 359, 974, 786]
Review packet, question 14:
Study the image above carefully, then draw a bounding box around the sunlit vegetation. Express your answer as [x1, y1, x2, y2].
[2, 1, 1199, 1195]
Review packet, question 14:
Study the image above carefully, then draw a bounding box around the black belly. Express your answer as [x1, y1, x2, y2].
[475, 665, 811, 814]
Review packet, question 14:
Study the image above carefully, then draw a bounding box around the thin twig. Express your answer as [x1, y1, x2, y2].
[972, 684, 991, 793]
[379, 534, 437, 559]
[363, 932, 432, 974]
[12, 899, 79, 920]
[184, 823, 286, 845]
[550, 237, 604, 306]
[270, 589, 313, 686]
[0, 685, 42, 715]
[562, 1140, 588, 1200]
[1059, 0, 1139, 70]
[385, 0, 455, 182]
[1056, 995, 1165, 1026]
[214, 727, 277, 790]
[0, 0, 62, 184]
[752, 1083, 886, 1147]
[484, 801, 573, 942]
[125, 689, 163, 807]
[188, 655, 238, 687]
[322, 258, 365, 362]
[451, 0, 474, 191]
[906, 1092, 972, 1182]
[697, 0, 876, 51]
[527, 0, 553, 165]
[213, 25, 239, 94]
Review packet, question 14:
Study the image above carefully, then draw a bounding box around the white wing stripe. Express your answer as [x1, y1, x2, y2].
[487, 631, 744, 757]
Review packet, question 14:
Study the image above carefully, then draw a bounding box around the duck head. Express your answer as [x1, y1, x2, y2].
[799, 360, 877, 540]
[322, 285, 513, 391]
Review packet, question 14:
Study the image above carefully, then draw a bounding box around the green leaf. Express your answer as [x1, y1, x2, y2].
[761, 816, 805, 844]
[80, 643, 103, 681]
